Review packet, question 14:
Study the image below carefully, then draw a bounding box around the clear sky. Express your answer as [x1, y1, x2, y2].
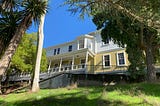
[27, 0, 97, 48]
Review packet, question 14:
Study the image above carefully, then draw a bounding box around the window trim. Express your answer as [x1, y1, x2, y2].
[57, 48, 60, 54]
[53, 49, 57, 55]
[116, 52, 126, 66]
[80, 59, 86, 68]
[68, 45, 72, 52]
[103, 54, 111, 68]
[79, 39, 84, 49]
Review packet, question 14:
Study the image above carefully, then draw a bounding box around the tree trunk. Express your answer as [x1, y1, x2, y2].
[31, 14, 45, 92]
[0, 76, 2, 94]
[145, 44, 156, 82]
[0, 15, 32, 94]
[0, 38, 5, 56]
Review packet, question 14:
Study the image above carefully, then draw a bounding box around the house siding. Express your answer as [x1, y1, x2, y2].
[94, 49, 129, 73]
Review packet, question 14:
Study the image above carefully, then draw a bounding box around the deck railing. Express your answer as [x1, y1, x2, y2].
[48, 64, 86, 73]
[5, 64, 160, 82]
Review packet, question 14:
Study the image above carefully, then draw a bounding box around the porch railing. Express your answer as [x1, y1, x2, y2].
[48, 64, 129, 74]
[48, 64, 86, 73]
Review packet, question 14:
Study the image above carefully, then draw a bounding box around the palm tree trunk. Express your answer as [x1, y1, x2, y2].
[0, 15, 32, 94]
[31, 14, 45, 92]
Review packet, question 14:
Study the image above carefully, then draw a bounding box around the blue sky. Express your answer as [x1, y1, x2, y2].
[27, 0, 96, 48]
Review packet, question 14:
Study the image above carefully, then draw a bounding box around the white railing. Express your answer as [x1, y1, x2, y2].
[48, 64, 86, 73]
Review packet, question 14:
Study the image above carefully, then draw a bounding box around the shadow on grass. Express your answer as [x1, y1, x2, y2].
[3, 95, 129, 106]
[1, 83, 160, 106]
[0, 86, 130, 106]
[105, 83, 160, 97]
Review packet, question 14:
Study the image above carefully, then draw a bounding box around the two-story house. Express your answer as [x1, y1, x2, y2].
[46, 30, 129, 74]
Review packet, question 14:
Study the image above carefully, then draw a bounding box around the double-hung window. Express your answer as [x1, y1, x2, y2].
[68, 45, 72, 52]
[54, 49, 57, 55]
[103, 54, 110, 67]
[80, 59, 85, 68]
[53, 48, 60, 55]
[57, 48, 60, 54]
[79, 39, 84, 49]
[117, 52, 125, 66]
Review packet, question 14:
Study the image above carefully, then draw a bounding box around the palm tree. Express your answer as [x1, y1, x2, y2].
[0, 0, 47, 94]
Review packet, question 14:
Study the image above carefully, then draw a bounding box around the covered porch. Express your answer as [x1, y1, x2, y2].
[47, 49, 94, 74]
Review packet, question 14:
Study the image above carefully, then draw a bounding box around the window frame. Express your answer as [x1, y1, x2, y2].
[79, 39, 84, 49]
[80, 59, 86, 68]
[68, 45, 72, 52]
[53, 49, 57, 55]
[57, 48, 60, 54]
[103, 54, 111, 68]
[117, 52, 126, 66]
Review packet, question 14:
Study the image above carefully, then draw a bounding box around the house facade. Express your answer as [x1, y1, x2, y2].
[46, 30, 129, 74]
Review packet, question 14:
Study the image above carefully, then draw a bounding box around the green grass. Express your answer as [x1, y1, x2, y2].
[1, 83, 160, 106]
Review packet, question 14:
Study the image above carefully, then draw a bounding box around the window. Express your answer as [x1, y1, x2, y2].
[87, 40, 92, 50]
[117, 52, 125, 66]
[80, 59, 85, 68]
[103, 37, 110, 45]
[57, 48, 60, 54]
[54, 49, 57, 55]
[68, 45, 72, 52]
[79, 39, 84, 49]
[103, 55, 110, 67]
[54, 48, 60, 55]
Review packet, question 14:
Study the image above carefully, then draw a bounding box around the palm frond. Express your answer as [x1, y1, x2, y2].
[22, 0, 48, 24]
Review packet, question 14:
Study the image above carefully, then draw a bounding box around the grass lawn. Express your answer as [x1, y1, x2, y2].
[0, 83, 160, 106]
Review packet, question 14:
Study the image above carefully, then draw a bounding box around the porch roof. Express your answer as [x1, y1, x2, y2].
[47, 48, 95, 61]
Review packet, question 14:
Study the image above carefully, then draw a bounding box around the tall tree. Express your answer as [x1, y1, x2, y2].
[65, 0, 160, 82]
[32, 6, 47, 92]
[10, 33, 47, 73]
[0, 1, 20, 57]
[0, 0, 47, 94]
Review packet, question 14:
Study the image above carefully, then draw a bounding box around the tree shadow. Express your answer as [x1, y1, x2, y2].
[0, 87, 129, 106]
[105, 83, 160, 98]
[1, 83, 160, 106]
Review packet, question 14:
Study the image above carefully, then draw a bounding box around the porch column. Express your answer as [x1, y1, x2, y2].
[84, 38, 87, 48]
[85, 52, 88, 68]
[71, 56, 75, 70]
[59, 58, 62, 72]
[77, 40, 79, 50]
[47, 60, 52, 71]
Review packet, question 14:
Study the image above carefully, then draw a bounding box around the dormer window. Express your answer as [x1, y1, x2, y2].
[79, 39, 84, 49]
[68, 45, 72, 52]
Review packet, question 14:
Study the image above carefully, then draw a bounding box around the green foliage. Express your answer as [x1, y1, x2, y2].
[10, 33, 47, 72]
[1, 83, 160, 106]
[22, 0, 48, 23]
[0, 0, 48, 56]
[65, 0, 160, 82]
[92, 12, 147, 80]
